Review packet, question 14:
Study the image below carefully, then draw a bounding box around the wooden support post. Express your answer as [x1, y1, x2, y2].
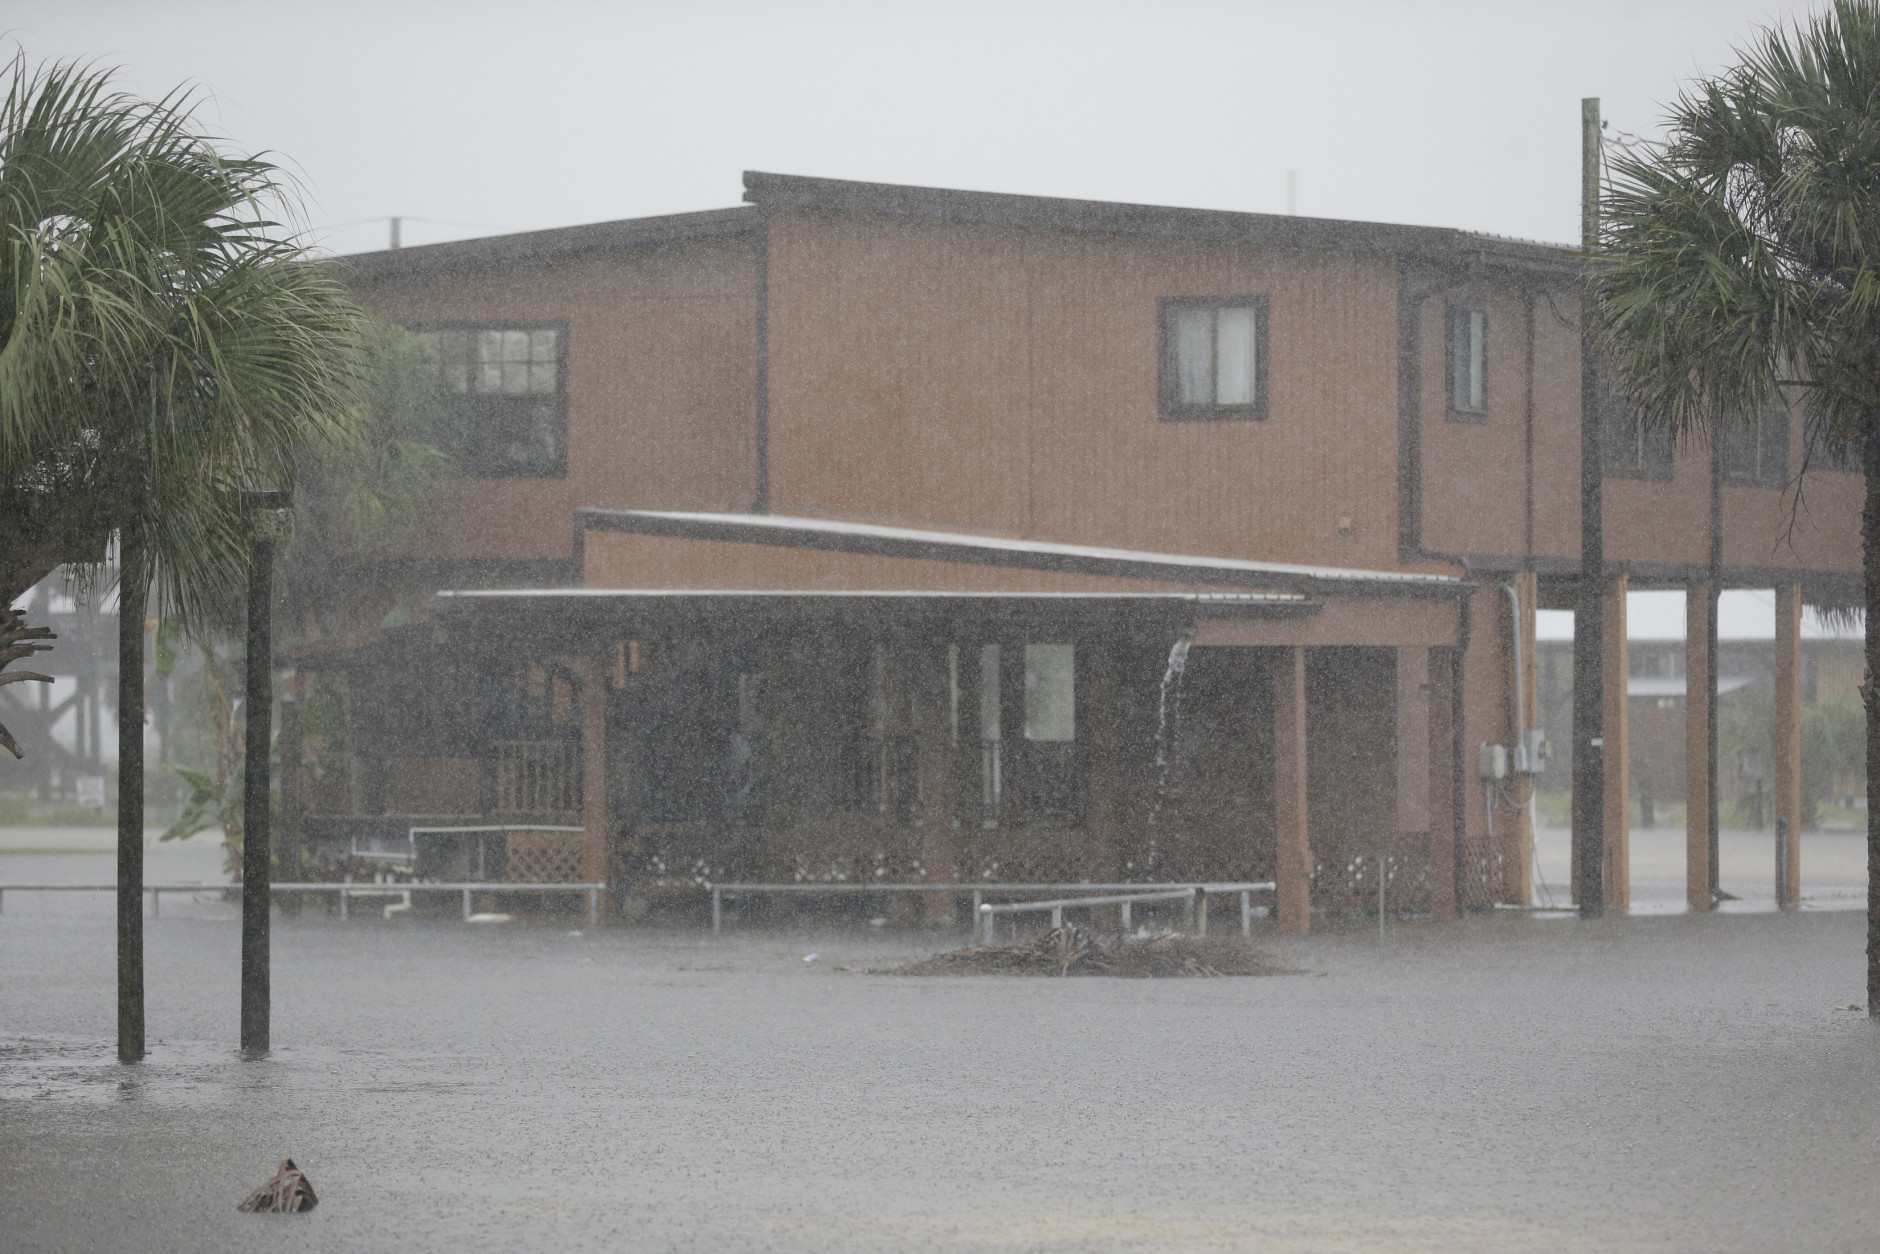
[916, 643, 958, 926]
[1511, 572, 1539, 907]
[1774, 582, 1803, 907]
[1686, 581, 1715, 912]
[1396, 646, 1430, 926]
[1427, 648, 1458, 920]
[576, 657, 609, 897]
[1397, 643, 1430, 835]
[1273, 646, 1311, 935]
[1084, 639, 1124, 884]
[1602, 573, 1630, 912]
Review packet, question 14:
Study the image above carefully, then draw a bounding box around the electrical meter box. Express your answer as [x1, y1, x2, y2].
[1513, 729, 1547, 775]
[1478, 742, 1508, 781]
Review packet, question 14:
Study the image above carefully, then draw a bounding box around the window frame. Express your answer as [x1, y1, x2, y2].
[1597, 365, 1674, 482]
[1720, 404, 1791, 489]
[1444, 302, 1488, 421]
[1157, 296, 1269, 422]
[409, 318, 570, 479]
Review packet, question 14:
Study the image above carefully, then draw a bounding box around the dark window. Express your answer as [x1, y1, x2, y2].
[1805, 417, 1863, 473]
[1721, 406, 1790, 487]
[1445, 304, 1487, 419]
[413, 323, 567, 477]
[1159, 297, 1268, 420]
[1598, 367, 1673, 480]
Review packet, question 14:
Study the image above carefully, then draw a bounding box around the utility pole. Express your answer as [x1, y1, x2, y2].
[1572, 97, 1606, 918]
[241, 498, 287, 1055]
[388, 216, 402, 250]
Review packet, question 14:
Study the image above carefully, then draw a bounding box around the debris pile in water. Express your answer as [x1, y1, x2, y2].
[236, 1158, 318, 1213]
[890, 927, 1292, 978]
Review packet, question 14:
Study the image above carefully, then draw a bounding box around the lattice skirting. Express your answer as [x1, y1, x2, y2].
[504, 831, 586, 883]
[1457, 837, 1510, 910]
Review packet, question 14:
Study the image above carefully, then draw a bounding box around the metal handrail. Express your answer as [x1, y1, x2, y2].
[979, 888, 1200, 942]
[705, 879, 1275, 938]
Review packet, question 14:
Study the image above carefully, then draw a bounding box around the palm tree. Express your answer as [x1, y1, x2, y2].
[0, 56, 370, 1059]
[1588, 0, 1880, 1014]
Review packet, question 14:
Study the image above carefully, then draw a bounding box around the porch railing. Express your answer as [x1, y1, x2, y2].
[493, 739, 581, 815]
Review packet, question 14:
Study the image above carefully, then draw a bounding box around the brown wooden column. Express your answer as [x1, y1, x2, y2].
[1775, 582, 1804, 906]
[1686, 582, 1715, 912]
[1083, 640, 1124, 884]
[575, 656, 609, 891]
[916, 643, 959, 926]
[1397, 643, 1430, 832]
[1602, 574, 1631, 912]
[1427, 648, 1458, 920]
[1274, 646, 1311, 935]
[1504, 575, 1539, 906]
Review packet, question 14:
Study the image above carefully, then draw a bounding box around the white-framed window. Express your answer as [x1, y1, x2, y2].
[1159, 297, 1268, 420]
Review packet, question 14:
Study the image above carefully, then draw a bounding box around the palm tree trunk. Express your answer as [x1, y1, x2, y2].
[116, 524, 146, 1062]
[1865, 426, 1880, 1017]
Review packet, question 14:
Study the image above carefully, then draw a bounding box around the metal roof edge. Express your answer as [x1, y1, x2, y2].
[576, 508, 1464, 595]
[742, 171, 1576, 273]
[340, 206, 760, 281]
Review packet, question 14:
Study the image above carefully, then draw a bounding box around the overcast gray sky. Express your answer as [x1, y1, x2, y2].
[9, 1, 1812, 255]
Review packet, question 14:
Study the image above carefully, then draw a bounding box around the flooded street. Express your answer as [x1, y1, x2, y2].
[3, 834, 1877, 1253]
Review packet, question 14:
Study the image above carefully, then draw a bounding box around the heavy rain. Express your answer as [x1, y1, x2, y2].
[2, 3, 1877, 1252]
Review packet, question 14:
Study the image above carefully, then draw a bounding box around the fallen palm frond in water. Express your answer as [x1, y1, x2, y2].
[236, 1158, 318, 1213]
[887, 927, 1296, 978]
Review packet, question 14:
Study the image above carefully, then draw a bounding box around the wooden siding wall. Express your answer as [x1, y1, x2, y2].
[764, 211, 1404, 571]
[355, 238, 760, 563]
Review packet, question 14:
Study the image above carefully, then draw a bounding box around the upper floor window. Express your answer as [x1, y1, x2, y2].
[1598, 366, 1674, 480]
[1806, 418, 1863, 473]
[1159, 297, 1267, 420]
[414, 323, 567, 477]
[1446, 304, 1486, 419]
[1721, 406, 1789, 488]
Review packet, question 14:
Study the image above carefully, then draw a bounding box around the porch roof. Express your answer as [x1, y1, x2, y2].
[576, 509, 1464, 597]
[431, 587, 1315, 640]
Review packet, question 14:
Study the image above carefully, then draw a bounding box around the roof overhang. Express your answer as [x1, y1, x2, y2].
[577, 509, 1465, 599]
[743, 171, 1578, 278]
[341, 206, 759, 282]
[432, 587, 1315, 645]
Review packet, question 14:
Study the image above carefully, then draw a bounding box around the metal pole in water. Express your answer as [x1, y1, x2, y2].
[1379, 854, 1387, 945]
[1776, 817, 1791, 909]
[712, 887, 722, 934]
[241, 518, 277, 1056]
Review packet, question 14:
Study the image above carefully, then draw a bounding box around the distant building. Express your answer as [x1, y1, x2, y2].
[1536, 594, 1863, 826]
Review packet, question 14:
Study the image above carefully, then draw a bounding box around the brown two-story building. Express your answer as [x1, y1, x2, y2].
[294, 172, 1862, 928]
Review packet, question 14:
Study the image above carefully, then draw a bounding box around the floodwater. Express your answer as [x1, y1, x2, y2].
[3, 828, 1877, 1253]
